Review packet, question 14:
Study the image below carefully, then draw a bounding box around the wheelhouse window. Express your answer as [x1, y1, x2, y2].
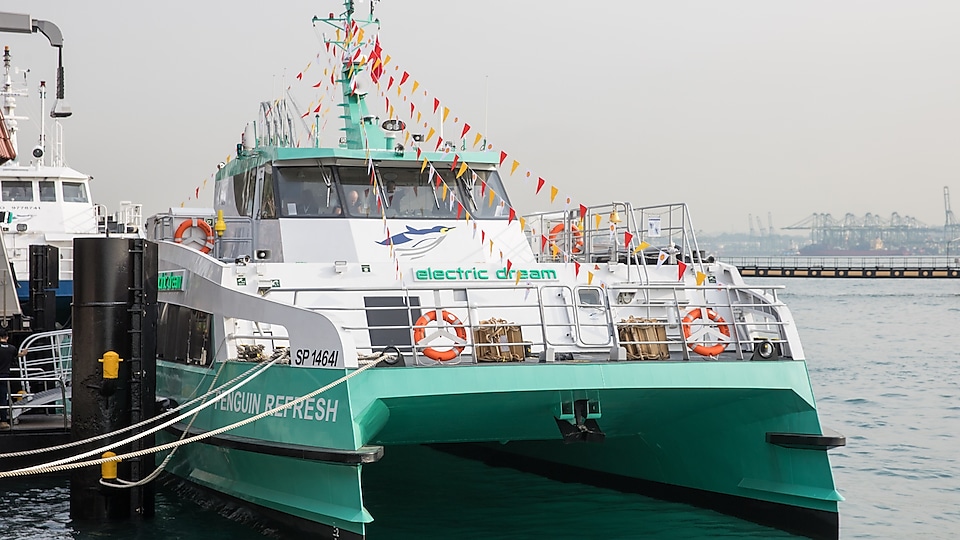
[276, 166, 341, 217]
[460, 169, 510, 219]
[233, 168, 256, 217]
[39, 181, 57, 202]
[2, 180, 34, 202]
[258, 167, 277, 219]
[375, 166, 460, 219]
[63, 182, 88, 203]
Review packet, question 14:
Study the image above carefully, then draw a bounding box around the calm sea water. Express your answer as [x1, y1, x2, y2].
[1, 278, 957, 538]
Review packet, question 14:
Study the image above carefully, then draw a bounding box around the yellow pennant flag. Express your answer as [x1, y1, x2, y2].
[425, 127, 436, 142]
[633, 241, 651, 254]
[416, 111, 422, 123]
[226, 154, 232, 163]
[515, 270, 522, 285]
[587, 271, 595, 285]
[180, 201, 184, 208]
[442, 184, 448, 200]
[421, 158, 428, 172]
[388, 105, 394, 118]
[510, 160, 520, 175]
[404, 131, 411, 144]
[357, 28, 365, 44]
[383, 55, 391, 67]
[473, 132, 483, 148]
[490, 240, 494, 254]
[594, 214, 602, 229]
[549, 186, 558, 203]
[336, 28, 341, 41]
[465, 212, 471, 222]
[696, 272, 707, 286]
[519, 217, 526, 230]
[551, 244, 559, 257]
[397, 85, 402, 96]
[457, 162, 469, 179]
[412, 81, 420, 93]
[442, 106, 450, 123]
[488, 189, 496, 207]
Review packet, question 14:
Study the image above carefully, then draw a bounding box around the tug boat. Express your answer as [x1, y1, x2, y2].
[147, 2, 844, 538]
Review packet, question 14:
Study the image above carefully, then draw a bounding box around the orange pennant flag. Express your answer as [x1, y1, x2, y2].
[549, 186, 558, 203]
[594, 214, 602, 229]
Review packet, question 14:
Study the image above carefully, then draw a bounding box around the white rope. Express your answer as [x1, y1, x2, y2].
[3, 358, 280, 474]
[0, 354, 387, 478]
[0, 358, 276, 460]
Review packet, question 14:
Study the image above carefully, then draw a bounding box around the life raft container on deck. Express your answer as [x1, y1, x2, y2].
[174, 218, 216, 254]
[413, 309, 467, 361]
[681, 307, 731, 357]
[547, 223, 584, 255]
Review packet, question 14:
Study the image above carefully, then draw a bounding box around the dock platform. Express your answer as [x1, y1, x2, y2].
[721, 256, 960, 278]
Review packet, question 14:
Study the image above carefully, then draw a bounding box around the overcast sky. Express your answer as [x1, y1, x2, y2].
[3, 1, 959, 234]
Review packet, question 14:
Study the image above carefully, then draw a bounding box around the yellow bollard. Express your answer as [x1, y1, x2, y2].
[101, 451, 119, 480]
[98, 351, 123, 379]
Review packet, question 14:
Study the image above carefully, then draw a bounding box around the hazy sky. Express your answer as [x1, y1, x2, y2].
[3, 1, 959, 234]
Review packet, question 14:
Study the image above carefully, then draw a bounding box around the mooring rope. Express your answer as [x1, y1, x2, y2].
[0, 358, 277, 460]
[0, 353, 388, 478]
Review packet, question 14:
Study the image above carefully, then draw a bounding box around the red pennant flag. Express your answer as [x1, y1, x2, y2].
[296, 72, 303, 80]
[480, 181, 487, 196]
[508, 208, 516, 224]
[410, 102, 415, 118]
[435, 136, 444, 151]
[314, 103, 322, 113]
[541, 234, 548, 251]
[451, 154, 459, 171]
[575, 261, 581, 277]
[506, 260, 513, 273]
[400, 71, 409, 86]
[624, 231, 634, 250]
[434, 172, 441, 187]
[460, 123, 471, 139]
[300, 110, 310, 119]
[433, 98, 440, 114]
[579, 204, 587, 219]
[369, 36, 384, 83]
[499, 151, 508, 167]
[387, 76, 395, 91]
[678, 260, 688, 281]
[481, 230, 486, 243]
[456, 202, 464, 219]
[416, 147, 422, 159]
[312, 81, 323, 88]
[195, 187, 200, 199]
[536, 177, 545, 194]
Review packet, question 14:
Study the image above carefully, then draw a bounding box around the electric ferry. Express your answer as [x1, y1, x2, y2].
[145, 2, 845, 538]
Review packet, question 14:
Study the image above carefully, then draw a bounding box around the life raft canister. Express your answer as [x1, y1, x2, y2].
[547, 223, 584, 254]
[413, 309, 467, 361]
[173, 218, 216, 254]
[681, 307, 731, 357]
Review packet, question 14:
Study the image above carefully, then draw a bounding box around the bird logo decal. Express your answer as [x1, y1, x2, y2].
[378, 225, 454, 259]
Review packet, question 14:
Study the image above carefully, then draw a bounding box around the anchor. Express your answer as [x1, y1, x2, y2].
[555, 399, 605, 443]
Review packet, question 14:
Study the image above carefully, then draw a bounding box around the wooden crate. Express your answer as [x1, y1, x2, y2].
[473, 318, 525, 362]
[617, 316, 669, 360]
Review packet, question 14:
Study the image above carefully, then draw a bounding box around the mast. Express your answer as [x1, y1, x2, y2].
[313, 0, 385, 151]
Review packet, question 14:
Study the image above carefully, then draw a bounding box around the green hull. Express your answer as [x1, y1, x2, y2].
[157, 358, 840, 538]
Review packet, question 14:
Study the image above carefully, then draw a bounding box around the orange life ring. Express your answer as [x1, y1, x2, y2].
[547, 223, 583, 254]
[681, 307, 731, 357]
[413, 309, 467, 361]
[174, 218, 216, 254]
